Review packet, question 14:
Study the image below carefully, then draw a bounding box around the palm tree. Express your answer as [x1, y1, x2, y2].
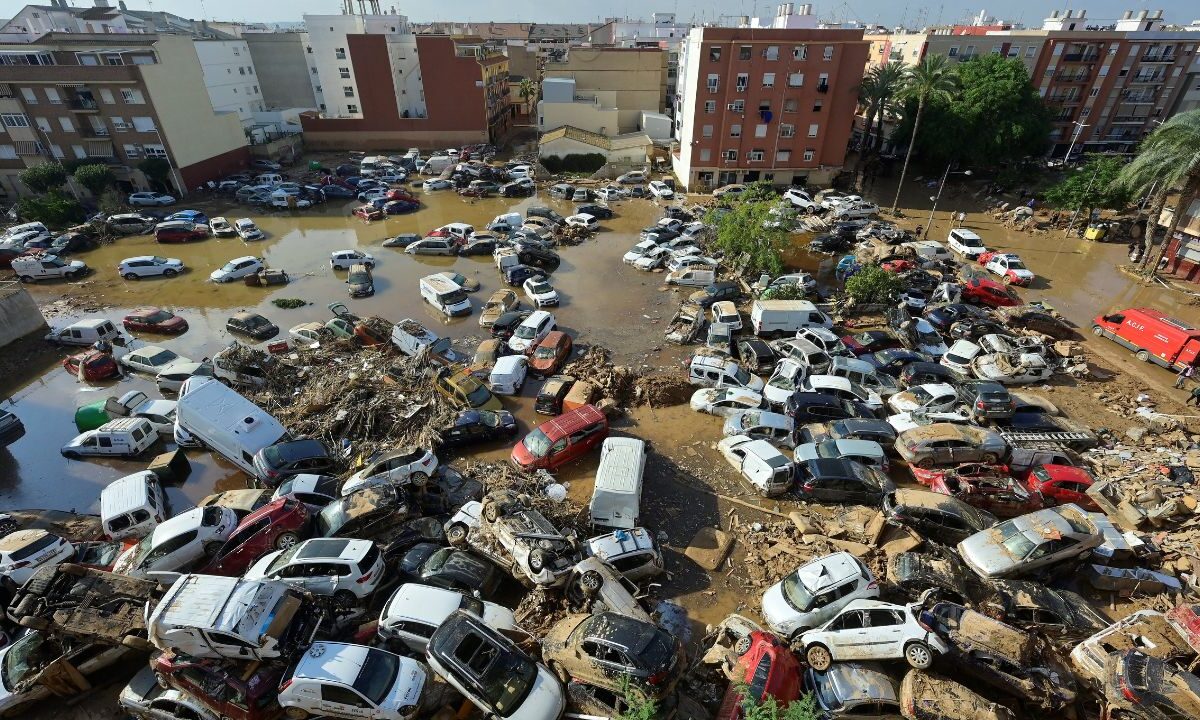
[518, 78, 537, 115]
[891, 55, 959, 213]
[854, 70, 884, 180]
[869, 62, 906, 156]
[854, 63, 904, 182]
[1112, 110, 1200, 274]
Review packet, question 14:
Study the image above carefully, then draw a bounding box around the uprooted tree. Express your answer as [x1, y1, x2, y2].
[1043, 154, 1132, 223]
[705, 201, 790, 276]
[16, 162, 84, 227]
[845, 264, 905, 304]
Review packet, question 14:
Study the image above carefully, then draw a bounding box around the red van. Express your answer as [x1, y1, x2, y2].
[1092, 307, 1200, 370]
[511, 403, 608, 470]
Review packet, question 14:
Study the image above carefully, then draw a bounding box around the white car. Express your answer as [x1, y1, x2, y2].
[358, 187, 388, 202]
[690, 388, 768, 416]
[128, 192, 176, 207]
[251, 159, 282, 171]
[886, 383, 961, 415]
[111, 506, 237, 579]
[622, 240, 659, 264]
[713, 184, 746, 199]
[119, 345, 191, 375]
[245, 538, 385, 605]
[616, 171, 645, 184]
[595, 187, 622, 201]
[508, 165, 533, 179]
[118, 255, 184, 280]
[210, 217, 235, 237]
[648, 181, 674, 198]
[523, 276, 559, 307]
[984, 253, 1034, 286]
[488, 355, 528, 395]
[799, 599, 950, 671]
[155, 362, 212, 394]
[947, 228, 987, 259]
[885, 409, 973, 434]
[761, 552, 880, 640]
[108, 389, 177, 435]
[209, 255, 263, 282]
[341, 447, 439, 495]
[279, 643, 429, 720]
[710, 301, 742, 331]
[906, 319, 949, 358]
[819, 193, 861, 210]
[633, 245, 672, 270]
[289, 322, 326, 347]
[271, 474, 341, 510]
[330, 249, 376, 270]
[120, 678, 219, 720]
[971, 353, 1054, 385]
[666, 255, 719, 272]
[754, 272, 817, 294]
[941, 339, 982, 376]
[234, 218, 263, 240]
[422, 179, 453, 191]
[764, 359, 807, 405]
[378, 583, 518, 653]
[722, 410, 796, 449]
[831, 201, 879, 220]
[717, 435, 795, 496]
[801, 375, 883, 412]
[379, 170, 407, 183]
[0, 530, 74, 585]
[508, 310, 556, 353]
[565, 213, 597, 230]
[782, 188, 821, 212]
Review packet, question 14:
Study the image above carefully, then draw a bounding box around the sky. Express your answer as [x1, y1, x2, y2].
[82, 0, 1199, 30]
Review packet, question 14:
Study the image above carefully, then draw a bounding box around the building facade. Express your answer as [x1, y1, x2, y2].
[193, 39, 263, 125]
[538, 47, 666, 136]
[672, 26, 869, 190]
[0, 33, 249, 199]
[243, 32, 319, 111]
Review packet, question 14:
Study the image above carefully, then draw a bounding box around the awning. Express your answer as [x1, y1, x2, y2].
[85, 140, 114, 158]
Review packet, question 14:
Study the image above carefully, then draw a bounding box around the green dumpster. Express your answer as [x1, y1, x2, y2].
[309, 161, 322, 171]
[74, 400, 109, 432]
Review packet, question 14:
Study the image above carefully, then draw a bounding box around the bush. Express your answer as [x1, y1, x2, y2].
[19, 162, 68, 193]
[736, 683, 818, 720]
[17, 191, 86, 227]
[541, 153, 607, 174]
[704, 200, 790, 277]
[845, 264, 904, 304]
[761, 284, 808, 300]
[72, 163, 116, 197]
[740, 180, 779, 203]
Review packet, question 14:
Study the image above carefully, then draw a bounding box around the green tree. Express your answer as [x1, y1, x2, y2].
[72, 163, 115, 197]
[518, 77, 537, 111]
[891, 55, 958, 212]
[736, 683, 819, 720]
[1112, 109, 1200, 273]
[855, 63, 905, 178]
[18, 162, 68, 193]
[137, 157, 172, 192]
[845, 264, 905, 304]
[705, 201, 791, 276]
[615, 675, 658, 720]
[17, 193, 85, 227]
[1043, 154, 1131, 221]
[740, 180, 779, 203]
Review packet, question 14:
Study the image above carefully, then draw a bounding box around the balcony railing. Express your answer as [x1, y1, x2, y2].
[1053, 71, 1091, 82]
[68, 97, 99, 112]
[1130, 73, 1165, 84]
[816, 83, 829, 93]
[1140, 54, 1175, 63]
[1111, 116, 1151, 124]
[1047, 94, 1081, 103]
[1062, 52, 1101, 62]
[1121, 93, 1155, 103]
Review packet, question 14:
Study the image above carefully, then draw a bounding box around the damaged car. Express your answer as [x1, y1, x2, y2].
[542, 612, 685, 700]
[957, 504, 1104, 580]
[883, 488, 998, 546]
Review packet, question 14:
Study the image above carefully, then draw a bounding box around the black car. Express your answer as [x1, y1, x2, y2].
[841, 330, 902, 357]
[527, 206, 565, 225]
[663, 206, 694, 222]
[226, 311, 279, 341]
[864, 349, 931, 377]
[994, 409, 1069, 432]
[734, 337, 777, 373]
[882, 488, 997, 546]
[948, 319, 1008, 341]
[923, 303, 987, 332]
[503, 264, 543, 286]
[49, 231, 99, 255]
[641, 227, 680, 243]
[795, 458, 896, 506]
[688, 281, 742, 308]
[491, 310, 533, 341]
[987, 580, 1108, 641]
[518, 247, 561, 271]
[500, 182, 534, 197]
[440, 409, 518, 448]
[784, 392, 855, 423]
[536, 375, 575, 415]
[575, 203, 613, 220]
[898, 361, 959, 388]
[797, 418, 898, 446]
[321, 184, 356, 198]
[459, 236, 500, 256]
[316, 485, 413, 540]
[958, 380, 1014, 420]
[252, 439, 336, 487]
[809, 234, 853, 253]
[400, 545, 503, 597]
[382, 232, 420, 248]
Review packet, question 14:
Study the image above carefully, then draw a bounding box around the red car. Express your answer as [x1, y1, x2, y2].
[929, 471, 1044, 518]
[200, 498, 310, 576]
[908, 461, 1009, 488]
[716, 631, 802, 720]
[529, 331, 573, 376]
[63, 350, 120, 381]
[353, 204, 384, 221]
[840, 330, 902, 357]
[153, 651, 284, 720]
[154, 223, 208, 243]
[511, 404, 608, 471]
[1024, 464, 1098, 510]
[976, 250, 999, 266]
[962, 278, 1020, 308]
[881, 259, 916, 273]
[123, 306, 189, 334]
[385, 189, 417, 203]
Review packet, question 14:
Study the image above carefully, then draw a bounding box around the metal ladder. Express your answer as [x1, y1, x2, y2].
[998, 430, 1095, 443]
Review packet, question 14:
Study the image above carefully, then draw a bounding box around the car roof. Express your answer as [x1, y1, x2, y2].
[293, 538, 370, 562]
[0, 529, 54, 552]
[742, 439, 790, 465]
[828, 439, 885, 456]
[295, 642, 376, 683]
[796, 551, 863, 591]
[899, 423, 971, 441]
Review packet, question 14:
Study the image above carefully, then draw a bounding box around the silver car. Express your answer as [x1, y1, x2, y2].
[957, 504, 1103, 579]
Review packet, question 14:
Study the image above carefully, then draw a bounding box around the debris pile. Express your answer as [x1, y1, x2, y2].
[562, 345, 691, 409]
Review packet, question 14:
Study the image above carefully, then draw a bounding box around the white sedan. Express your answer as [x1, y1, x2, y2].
[799, 599, 950, 671]
[0, 530, 74, 585]
[210, 217, 235, 237]
[357, 187, 388, 202]
[522, 276, 559, 308]
[119, 345, 191, 374]
[831, 201, 879, 219]
[666, 255, 719, 272]
[648, 181, 675, 199]
[112, 506, 237, 578]
[565, 213, 598, 231]
[128, 192, 176, 207]
[633, 246, 672, 270]
[209, 255, 263, 282]
[422, 179, 453, 191]
[330, 249, 376, 270]
[886, 383, 961, 415]
[690, 388, 769, 416]
[622, 240, 659, 264]
[118, 255, 184, 280]
[984, 253, 1035, 286]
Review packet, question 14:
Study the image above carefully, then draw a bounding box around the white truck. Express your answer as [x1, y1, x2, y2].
[173, 377, 290, 475]
[11, 253, 88, 282]
[750, 300, 834, 336]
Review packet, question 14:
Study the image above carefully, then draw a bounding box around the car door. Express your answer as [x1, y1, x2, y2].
[865, 609, 906, 656]
[1025, 537, 1079, 573]
[319, 684, 374, 718]
[823, 610, 869, 659]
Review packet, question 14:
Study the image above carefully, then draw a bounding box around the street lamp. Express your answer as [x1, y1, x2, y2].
[1064, 120, 1090, 167]
[923, 163, 972, 240]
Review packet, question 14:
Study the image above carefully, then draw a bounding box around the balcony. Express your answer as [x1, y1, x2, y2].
[1140, 54, 1176, 63]
[1046, 94, 1081, 103]
[1111, 116, 1152, 124]
[68, 97, 99, 112]
[81, 126, 110, 138]
[1130, 74, 1166, 84]
[1121, 93, 1155, 104]
[1053, 71, 1091, 83]
[1062, 52, 1101, 62]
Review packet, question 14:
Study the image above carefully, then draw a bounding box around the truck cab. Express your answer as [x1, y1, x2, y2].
[1093, 307, 1200, 370]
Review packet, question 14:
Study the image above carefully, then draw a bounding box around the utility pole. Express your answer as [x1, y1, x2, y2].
[1064, 120, 1089, 167]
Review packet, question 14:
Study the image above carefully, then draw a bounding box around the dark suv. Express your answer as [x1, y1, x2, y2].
[688, 281, 742, 308]
[575, 203, 613, 219]
[526, 206, 565, 225]
[795, 458, 896, 506]
[251, 439, 335, 487]
[958, 380, 1015, 420]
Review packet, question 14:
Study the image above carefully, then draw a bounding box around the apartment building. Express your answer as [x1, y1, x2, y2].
[193, 39, 264, 125]
[538, 47, 667, 136]
[243, 33, 319, 111]
[0, 33, 248, 199]
[672, 25, 869, 190]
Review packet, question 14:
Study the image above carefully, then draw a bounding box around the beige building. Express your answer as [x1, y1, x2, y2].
[539, 125, 651, 165]
[867, 29, 1048, 72]
[538, 46, 666, 136]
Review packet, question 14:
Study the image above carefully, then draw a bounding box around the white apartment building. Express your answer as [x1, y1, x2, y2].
[194, 39, 263, 125]
[302, 13, 425, 119]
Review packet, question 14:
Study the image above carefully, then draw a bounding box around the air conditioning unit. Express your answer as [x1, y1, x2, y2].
[726, 104, 739, 111]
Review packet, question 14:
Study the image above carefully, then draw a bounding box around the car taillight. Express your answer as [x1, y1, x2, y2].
[647, 670, 667, 685]
[1119, 674, 1138, 703]
[357, 571, 373, 584]
[802, 481, 814, 492]
[976, 400, 985, 409]
[279, 679, 293, 694]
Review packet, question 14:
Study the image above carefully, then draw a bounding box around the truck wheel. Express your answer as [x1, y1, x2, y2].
[1135, 349, 1151, 362]
[121, 634, 154, 652]
[1091, 325, 1104, 336]
[124, 273, 140, 281]
[18, 276, 33, 283]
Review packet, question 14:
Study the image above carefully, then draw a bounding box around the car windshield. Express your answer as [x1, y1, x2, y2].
[123, 531, 159, 568]
[316, 500, 351, 536]
[142, 310, 173, 323]
[349, 270, 370, 284]
[465, 383, 492, 406]
[1006, 258, 1027, 270]
[475, 641, 537, 712]
[220, 261, 241, 272]
[522, 429, 552, 458]
[769, 367, 800, 391]
[911, 387, 934, 403]
[353, 648, 401, 704]
[514, 325, 537, 340]
[150, 256, 168, 264]
[529, 282, 551, 294]
[478, 411, 502, 428]
[961, 236, 983, 247]
[1, 632, 46, 688]
[533, 345, 557, 360]
[244, 316, 269, 329]
[732, 366, 752, 386]
[781, 570, 816, 611]
[997, 522, 1037, 559]
[917, 329, 941, 346]
[145, 349, 177, 366]
[265, 543, 303, 574]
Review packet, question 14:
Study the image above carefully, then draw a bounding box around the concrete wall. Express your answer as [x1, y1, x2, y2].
[244, 33, 318, 110]
[640, 111, 672, 139]
[540, 136, 648, 164]
[0, 283, 47, 348]
[543, 47, 667, 132]
[539, 100, 620, 135]
[505, 43, 538, 79]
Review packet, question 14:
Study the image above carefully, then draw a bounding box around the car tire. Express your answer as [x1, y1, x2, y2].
[284, 708, 309, 720]
[446, 524, 468, 547]
[580, 571, 603, 593]
[333, 590, 358, 609]
[1002, 276, 1013, 285]
[549, 661, 569, 684]
[163, 269, 178, 278]
[734, 635, 753, 656]
[124, 273, 140, 281]
[917, 457, 935, 469]
[18, 276, 33, 283]
[482, 499, 501, 523]
[528, 549, 546, 573]
[904, 641, 934, 669]
[1135, 349, 1151, 362]
[121, 634, 155, 651]
[980, 453, 998, 464]
[806, 644, 832, 671]
[274, 532, 300, 551]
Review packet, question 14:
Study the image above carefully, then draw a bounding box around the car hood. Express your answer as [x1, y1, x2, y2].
[956, 532, 1016, 577]
[509, 665, 566, 720]
[760, 580, 800, 633]
[889, 392, 919, 413]
[381, 658, 427, 713]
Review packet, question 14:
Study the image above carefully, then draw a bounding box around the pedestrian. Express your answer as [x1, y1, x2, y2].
[1188, 386, 1200, 406]
[915, 225, 923, 237]
[957, 210, 967, 224]
[1176, 365, 1195, 389]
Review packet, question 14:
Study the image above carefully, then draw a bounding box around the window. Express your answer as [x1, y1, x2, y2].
[783, 99, 798, 112]
[105, 55, 124, 66]
[253, 86, 259, 94]
[238, 67, 246, 75]
[730, 100, 744, 113]
[142, 144, 167, 158]
[111, 117, 127, 131]
[1026, 46, 1036, 58]
[120, 88, 144, 104]
[1080, 107, 1090, 117]
[699, 149, 711, 161]
[788, 72, 804, 87]
[722, 149, 737, 161]
[79, 54, 99, 66]
[50, 144, 63, 158]
[335, 48, 347, 59]
[1, 114, 29, 128]
[735, 74, 748, 92]
[780, 124, 795, 138]
[730, 124, 741, 137]
[343, 86, 355, 97]
[818, 72, 829, 91]
[948, 46, 959, 57]
[793, 45, 807, 60]
[813, 100, 823, 112]
[748, 149, 764, 161]
[991, 45, 1003, 55]
[1008, 46, 1021, 58]
[803, 149, 815, 161]
[776, 149, 791, 162]
[44, 88, 60, 104]
[339, 67, 350, 78]
[21, 88, 37, 104]
[311, 66, 318, 74]
[57, 117, 73, 132]
[709, 46, 722, 62]
[706, 74, 719, 92]
[72, 145, 86, 159]
[131, 117, 155, 132]
[762, 73, 775, 88]
[99, 88, 115, 104]
[704, 100, 716, 113]
[123, 144, 139, 158]
[347, 104, 359, 113]
[823, 45, 834, 61]
[702, 124, 713, 137]
[807, 123, 819, 137]
[34, 117, 51, 132]
[321, 685, 369, 708]
[764, 45, 779, 60]
[1089, 87, 1100, 97]
[739, 46, 752, 60]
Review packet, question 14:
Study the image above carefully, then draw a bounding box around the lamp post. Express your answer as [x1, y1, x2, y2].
[1064, 120, 1089, 167]
[923, 163, 972, 240]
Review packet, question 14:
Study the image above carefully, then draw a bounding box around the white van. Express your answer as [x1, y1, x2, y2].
[11, 253, 88, 282]
[359, 156, 382, 176]
[665, 269, 716, 287]
[829, 356, 899, 398]
[390, 319, 457, 360]
[590, 438, 646, 529]
[100, 471, 166, 541]
[174, 377, 290, 475]
[255, 173, 283, 186]
[750, 300, 833, 336]
[61, 418, 158, 459]
[488, 355, 528, 395]
[419, 274, 471, 317]
[947, 228, 987, 259]
[45, 318, 122, 346]
[419, 156, 452, 175]
[494, 247, 520, 272]
[902, 240, 953, 265]
[688, 355, 766, 392]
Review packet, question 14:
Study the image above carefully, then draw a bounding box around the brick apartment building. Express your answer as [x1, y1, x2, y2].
[672, 26, 869, 191]
[0, 33, 249, 199]
[299, 33, 511, 150]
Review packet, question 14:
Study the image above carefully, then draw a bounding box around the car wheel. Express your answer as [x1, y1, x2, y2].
[904, 641, 934, 669]
[980, 453, 998, 464]
[446, 523, 468, 547]
[580, 570, 604, 592]
[284, 708, 309, 720]
[124, 273, 140, 281]
[482, 499, 501, 523]
[163, 269, 178, 278]
[1092, 325, 1105, 336]
[549, 661, 569, 684]
[17, 276, 33, 283]
[409, 471, 428, 489]
[916, 457, 934, 469]
[806, 644, 832, 671]
[333, 590, 358, 609]
[1002, 276, 1014, 285]
[1135, 349, 1151, 362]
[734, 635, 753, 656]
[528, 549, 546, 573]
[274, 532, 300, 551]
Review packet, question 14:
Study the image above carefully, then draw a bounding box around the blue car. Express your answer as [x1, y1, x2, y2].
[321, 184, 356, 199]
[502, 264, 542, 286]
[383, 200, 419, 215]
[164, 210, 209, 225]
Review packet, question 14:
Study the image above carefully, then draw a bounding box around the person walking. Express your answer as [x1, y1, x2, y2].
[957, 210, 967, 224]
[1176, 364, 1195, 389]
[1188, 385, 1200, 406]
